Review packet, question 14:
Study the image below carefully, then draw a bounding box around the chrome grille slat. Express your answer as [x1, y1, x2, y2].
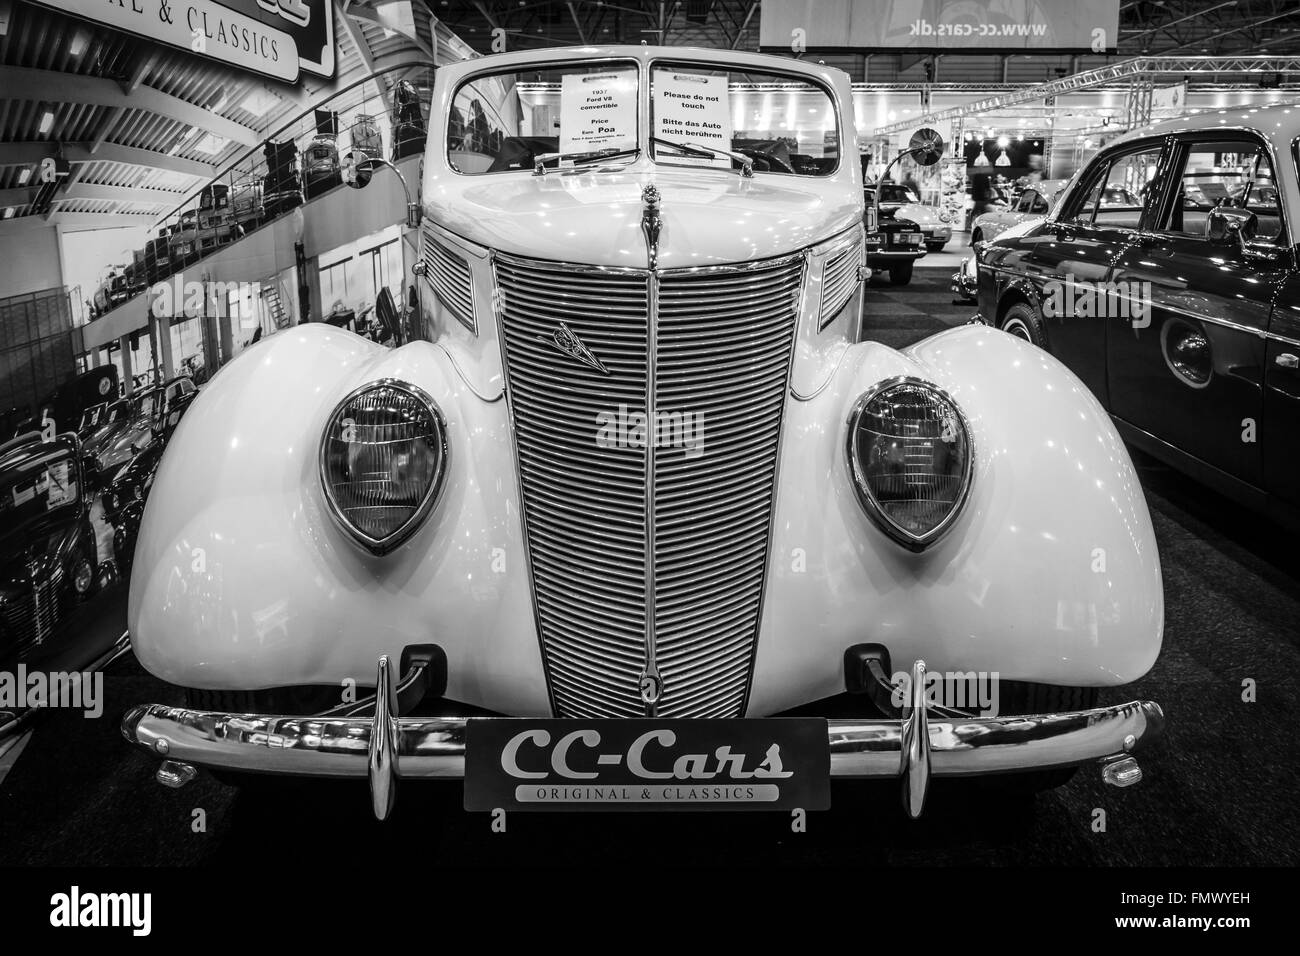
[496, 250, 801, 719]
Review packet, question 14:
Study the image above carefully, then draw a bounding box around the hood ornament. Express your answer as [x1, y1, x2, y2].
[641, 183, 662, 270]
[542, 322, 610, 375]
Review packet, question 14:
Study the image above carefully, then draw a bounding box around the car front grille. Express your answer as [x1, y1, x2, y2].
[495, 252, 802, 718]
[1, 570, 63, 661]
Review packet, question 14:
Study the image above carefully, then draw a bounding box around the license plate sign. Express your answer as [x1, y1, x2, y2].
[465, 718, 830, 811]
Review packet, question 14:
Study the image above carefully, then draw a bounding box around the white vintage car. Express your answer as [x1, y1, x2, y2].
[970, 178, 1070, 245]
[867, 182, 954, 250]
[122, 46, 1164, 820]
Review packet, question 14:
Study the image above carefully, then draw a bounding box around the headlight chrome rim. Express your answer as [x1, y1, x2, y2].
[846, 375, 974, 552]
[318, 378, 449, 556]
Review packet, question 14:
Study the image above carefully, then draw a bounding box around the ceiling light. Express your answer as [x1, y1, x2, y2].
[39, 110, 54, 134]
[241, 88, 280, 117]
[69, 28, 88, 56]
[18, 166, 31, 185]
[3, 208, 14, 219]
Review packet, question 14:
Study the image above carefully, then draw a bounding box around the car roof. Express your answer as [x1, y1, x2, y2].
[1112, 100, 1300, 156]
[0, 433, 78, 471]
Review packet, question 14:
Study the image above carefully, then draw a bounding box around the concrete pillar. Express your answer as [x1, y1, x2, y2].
[156, 311, 175, 380]
[119, 336, 134, 396]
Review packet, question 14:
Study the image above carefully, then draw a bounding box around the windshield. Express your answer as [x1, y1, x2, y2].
[650, 63, 838, 176]
[448, 60, 839, 177]
[449, 61, 640, 174]
[0, 446, 81, 543]
[872, 184, 920, 204]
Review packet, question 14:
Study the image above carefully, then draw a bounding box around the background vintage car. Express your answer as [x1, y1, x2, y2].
[977, 104, 1300, 529]
[970, 178, 1069, 245]
[866, 181, 953, 250]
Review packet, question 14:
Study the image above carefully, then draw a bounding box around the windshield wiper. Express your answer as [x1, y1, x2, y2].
[650, 136, 753, 178]
[533, 146, 640, 176]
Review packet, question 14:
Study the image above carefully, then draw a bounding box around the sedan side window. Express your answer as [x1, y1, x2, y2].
[1158, 139, 1283, 242]
[1093, 149, 1162, 229]
[1062, 168, 1106, 225]
[1028, 191, 1049, 214]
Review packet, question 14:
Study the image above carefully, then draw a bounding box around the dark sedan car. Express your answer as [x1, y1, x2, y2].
[862, 201, 927, 285]
[0, 435, 99, 664]
[977, 105, 1300, 527]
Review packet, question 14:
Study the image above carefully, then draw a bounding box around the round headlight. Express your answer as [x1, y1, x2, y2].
[319, 380, 448, 554]
[846, 378, 973, 551]
[939, 212, 952, 223]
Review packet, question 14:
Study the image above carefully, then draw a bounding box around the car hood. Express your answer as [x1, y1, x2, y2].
[896, 203, 944, 224]
[427, 167, 861, 269]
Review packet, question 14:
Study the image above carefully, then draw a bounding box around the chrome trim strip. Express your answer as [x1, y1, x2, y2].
[642, 267, 660, 717]
[317, 379, 450, 556]
[790, 341, 850, 402]
[1268, 330, 1300, 349]
[121, 689, 1165, 821]
[738, 254, 805, 716]
[433, 342, 504, 403]
[489, 251, 560, 717]
[845, 375, 975, 552]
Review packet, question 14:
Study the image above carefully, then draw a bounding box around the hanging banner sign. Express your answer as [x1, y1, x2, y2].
[559, 71, 637, 154]
[653, 70, 732, 168]
[219, 0, 337, 79]
[32, 0, 338, 83]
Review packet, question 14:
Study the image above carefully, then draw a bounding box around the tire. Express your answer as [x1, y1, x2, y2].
[979, 683, 1100, 793]
[971, 230, 983, 246]
[999, 300, 1048, 348]
[926, 242, 947, 253]
[888, 261, 913, 285]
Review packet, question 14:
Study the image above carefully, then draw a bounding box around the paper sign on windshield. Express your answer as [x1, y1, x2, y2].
[559, 71, 637, 154]
[654, 71, 732, 168]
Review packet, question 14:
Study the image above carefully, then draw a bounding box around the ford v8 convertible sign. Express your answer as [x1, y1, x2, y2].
[120, 45, 1165, 821]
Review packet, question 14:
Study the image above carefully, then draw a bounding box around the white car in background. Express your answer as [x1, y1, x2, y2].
[970, 179, 1069, 245]
[866, 182, 954, 251]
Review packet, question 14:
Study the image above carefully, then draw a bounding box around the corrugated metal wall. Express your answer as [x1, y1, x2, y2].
[0, 287, 75, 422]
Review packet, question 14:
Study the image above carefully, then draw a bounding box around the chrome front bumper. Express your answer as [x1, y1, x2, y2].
[122, 658, 1164, 820]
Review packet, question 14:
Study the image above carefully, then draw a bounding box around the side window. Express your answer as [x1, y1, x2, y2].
[1014, 192, 1032, 213]
[1062, 166, 1106, 225]
[1093, 148, 1162, 229]
[1158, 138, 1282, 242]
[1027, 190, 1048, 214]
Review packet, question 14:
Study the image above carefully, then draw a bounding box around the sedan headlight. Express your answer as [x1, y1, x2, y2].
[319, 380, 448, 554]
[846, 377, 973, 551]
[938, 212, 952, 223]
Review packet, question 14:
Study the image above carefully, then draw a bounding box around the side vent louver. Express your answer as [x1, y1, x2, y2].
[818, 242, 860, 331]
[421, 226, 476, 334]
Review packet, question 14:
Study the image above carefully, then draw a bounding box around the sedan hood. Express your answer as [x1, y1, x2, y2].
[427, 167, 861, 269]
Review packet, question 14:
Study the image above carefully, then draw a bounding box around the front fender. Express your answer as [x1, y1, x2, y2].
[746, 324, 1162, 715]
[127, 324, 549, 715]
